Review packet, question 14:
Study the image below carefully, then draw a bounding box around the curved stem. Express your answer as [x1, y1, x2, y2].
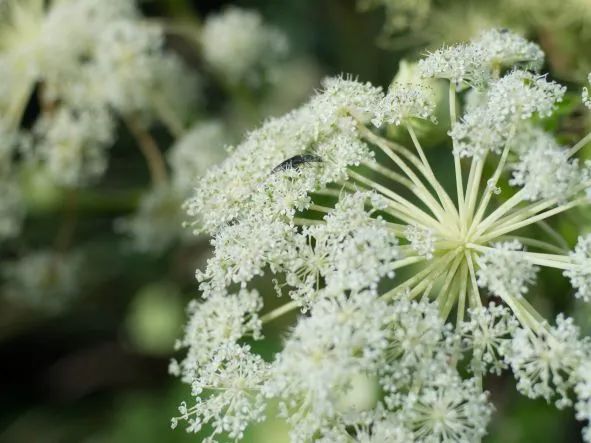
[125, 116, 169, 185]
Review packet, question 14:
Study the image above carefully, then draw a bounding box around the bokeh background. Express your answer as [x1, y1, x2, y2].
[1, 0, 590, 442]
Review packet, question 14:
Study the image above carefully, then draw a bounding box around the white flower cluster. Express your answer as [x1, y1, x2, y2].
[476, 241, 539, 299]
[419, 29, 544, 87]
[34, 108, 114, 187]
[174, 289, 493, 442]
[185, 75, 436, 235]
[507, 315, 589, 408]
[174, 29, 591, 442]
[372, 83, 436, 127]
[450, 70, 565, 158]
[169, 290, 265, 439]
[509, 128, 585, 201]
[461, 303, 519, 375]
[201, 7, 288, 86]
[0, 0, 199, 187]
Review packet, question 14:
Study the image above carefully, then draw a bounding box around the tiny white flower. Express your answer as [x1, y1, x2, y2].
[173, 289, 263, 381]
[450, 71, 565, 158]
[403, 372, 492, 442]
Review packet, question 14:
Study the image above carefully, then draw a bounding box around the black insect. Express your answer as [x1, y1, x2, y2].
[271, 154, 322, 174]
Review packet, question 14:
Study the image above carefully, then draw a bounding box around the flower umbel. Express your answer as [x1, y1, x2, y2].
[175, 30, 591, 442]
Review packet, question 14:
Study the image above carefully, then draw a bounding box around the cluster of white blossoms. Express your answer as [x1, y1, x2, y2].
[171, 28, 591, 441]
[418, 29, 544, 88]
[201, 7, 288, 86]
[0, 0, 199, 188]
[173, 29, 591, 442]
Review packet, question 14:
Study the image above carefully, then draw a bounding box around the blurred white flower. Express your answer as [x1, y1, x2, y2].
[2, 249, 83, 310]
[201, 7, 288, 86]
[168, 121, 229, 194]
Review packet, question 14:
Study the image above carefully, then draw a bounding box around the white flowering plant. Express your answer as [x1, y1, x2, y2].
[173, 29, 591, 442]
